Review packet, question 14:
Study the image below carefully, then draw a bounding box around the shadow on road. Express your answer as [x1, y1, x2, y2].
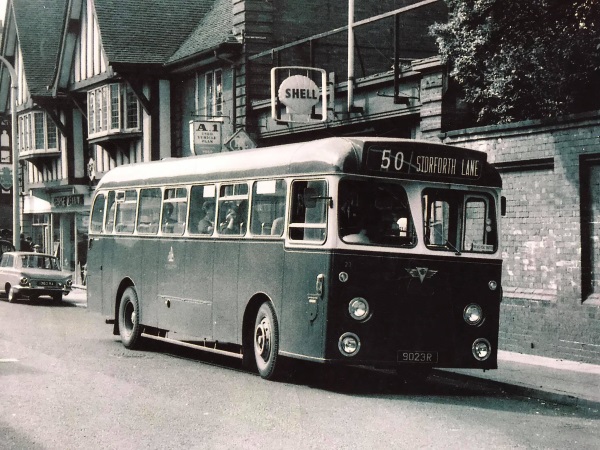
[0, 294, 76, 307]
[123, 336, 599, 419]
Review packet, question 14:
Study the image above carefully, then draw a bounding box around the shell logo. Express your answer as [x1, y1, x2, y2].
[277, 75, 320, 115]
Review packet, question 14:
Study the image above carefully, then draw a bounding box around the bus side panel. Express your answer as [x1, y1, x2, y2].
[86, 235, 104, 314]
[182, 238, 215, 340]
[101, 237, 116, 317]
[237, 240, 285, 343]
[139, 237, 159, 328]
[112, 238, 140, 315]
[279, 249, 329, 360]
[156, 239, 211, 337]
[212, 241, 240, 342]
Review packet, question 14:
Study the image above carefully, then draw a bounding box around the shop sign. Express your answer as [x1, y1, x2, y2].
[189, 120, 222, 155]
[271, 67, 327, 123]
[53, 194, 84, 208]
[277, 75, 320, 115]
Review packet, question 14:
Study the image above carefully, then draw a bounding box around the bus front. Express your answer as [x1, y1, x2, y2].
[327, 141, 503, 372]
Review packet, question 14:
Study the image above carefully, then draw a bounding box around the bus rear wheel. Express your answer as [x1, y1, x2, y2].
[118, 287, 142, 349]
[253, 301, 279, 380]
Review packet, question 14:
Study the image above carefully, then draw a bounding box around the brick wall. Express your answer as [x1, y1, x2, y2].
[440, 111, 600, 364]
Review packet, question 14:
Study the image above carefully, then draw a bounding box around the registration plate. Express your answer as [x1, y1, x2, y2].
[38, 281, 56, 287]
[397, 351, 438, 363]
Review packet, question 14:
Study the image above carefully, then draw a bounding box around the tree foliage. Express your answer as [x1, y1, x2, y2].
[430, 0, 600, 124]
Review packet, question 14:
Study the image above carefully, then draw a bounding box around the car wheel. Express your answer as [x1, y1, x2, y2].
[253, 301, 280, 380]
[7, 286, 18, 303]
[118, 287, 142, 349]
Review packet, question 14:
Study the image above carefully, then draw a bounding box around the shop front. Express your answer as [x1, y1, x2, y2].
[23, 188, 91, 285]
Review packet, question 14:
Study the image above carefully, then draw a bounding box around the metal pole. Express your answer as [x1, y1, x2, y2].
[0, 56, 20, 250]
[347, 0, 355, 112]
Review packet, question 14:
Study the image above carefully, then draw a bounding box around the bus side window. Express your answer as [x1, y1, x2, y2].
[162, 187, 188, 235]
[218, 183, 248, 236]
[90, 193, 106, 233]
[250, 180, 286, 237]
[115, 190, 138, 234]
[289, 180, 327, 242]
[105, 191, 116, 233]
[137, 188, 161, 234]
[189, 184, 216, 235]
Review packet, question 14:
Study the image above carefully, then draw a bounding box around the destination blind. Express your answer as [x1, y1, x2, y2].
[364, 143, 486, 181]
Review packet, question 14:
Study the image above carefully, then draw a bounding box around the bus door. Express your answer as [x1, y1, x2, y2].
[237, 180, 287, 343]
[136, 188, 162, 328]
[87, 192, 107, 314]
[156, 187, 199, 335]
[111, 190, 139, 316]
[212, 183, 248, 342]
[280, 180, 329, 359]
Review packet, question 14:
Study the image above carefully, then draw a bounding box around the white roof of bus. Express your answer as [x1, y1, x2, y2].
[96, 137, 498, 189]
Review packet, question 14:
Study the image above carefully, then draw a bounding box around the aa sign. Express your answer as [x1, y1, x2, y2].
[189, 121, 222, 155]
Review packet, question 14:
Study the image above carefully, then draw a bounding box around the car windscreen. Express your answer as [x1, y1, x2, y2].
[20, 255, 60, 270]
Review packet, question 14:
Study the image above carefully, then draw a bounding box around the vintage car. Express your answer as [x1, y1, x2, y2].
[0, 251, 72, 302]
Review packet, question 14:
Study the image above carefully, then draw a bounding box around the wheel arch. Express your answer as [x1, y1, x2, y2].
[241, 292, 276, 369]
[112, 277, 135, 335]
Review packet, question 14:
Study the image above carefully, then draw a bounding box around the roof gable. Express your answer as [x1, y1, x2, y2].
[167, 0, 236, 64]
[12, 0, 68, 97]
[93, 0, 217, 65]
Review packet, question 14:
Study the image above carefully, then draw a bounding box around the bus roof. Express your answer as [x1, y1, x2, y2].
[96, 137, 502, 189]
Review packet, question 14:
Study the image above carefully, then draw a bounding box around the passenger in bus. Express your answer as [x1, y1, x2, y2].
[162, 203, 177, 232]
[271, 217, 285, 236]
[220, 201, 247, 234]
[197, 201, 215, 234]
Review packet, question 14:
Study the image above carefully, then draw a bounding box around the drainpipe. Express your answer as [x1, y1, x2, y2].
[347, 0, 355, 113]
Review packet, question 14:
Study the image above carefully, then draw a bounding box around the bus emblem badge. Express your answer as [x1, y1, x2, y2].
[406, 267, 437, 283]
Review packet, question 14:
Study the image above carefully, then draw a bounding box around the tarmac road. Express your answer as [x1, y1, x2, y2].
[1, 293, 598, 449]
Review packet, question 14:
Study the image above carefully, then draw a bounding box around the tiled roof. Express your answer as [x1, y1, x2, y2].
[12, 0, 68, 97]
[94, 0, 218, 65]
[167, 0, 236, 64]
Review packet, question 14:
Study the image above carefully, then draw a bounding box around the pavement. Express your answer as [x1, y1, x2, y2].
[64, 286, 600, 411]
[439, 351, 600, 411]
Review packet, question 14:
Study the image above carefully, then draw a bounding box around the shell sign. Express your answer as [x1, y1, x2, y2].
[271, 67, 327, 123]
[277, 75, 320, 115]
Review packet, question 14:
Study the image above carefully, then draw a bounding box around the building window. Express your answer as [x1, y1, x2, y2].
[87, 83, 140, 138]
[17, 111, 60, 153]
[580, 156, 600, 303]
[200, 69, 223, 118]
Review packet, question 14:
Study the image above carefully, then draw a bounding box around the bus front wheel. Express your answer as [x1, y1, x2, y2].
[253, 302, 280, 380]
[118, 287, 142, 349]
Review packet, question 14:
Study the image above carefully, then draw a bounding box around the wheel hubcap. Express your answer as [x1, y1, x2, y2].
[255, 317, 271, 361]
[124, 302, 135, 331]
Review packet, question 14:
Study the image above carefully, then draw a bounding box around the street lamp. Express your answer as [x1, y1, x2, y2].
[0, 55, 20, 250]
